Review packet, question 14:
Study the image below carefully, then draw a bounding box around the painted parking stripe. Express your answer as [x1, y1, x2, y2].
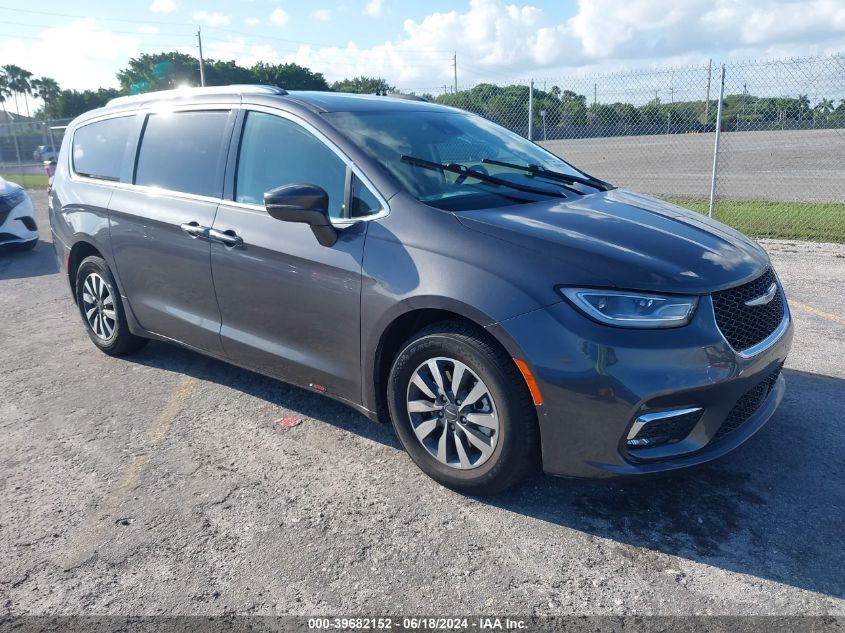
[790, 299, 845, 326]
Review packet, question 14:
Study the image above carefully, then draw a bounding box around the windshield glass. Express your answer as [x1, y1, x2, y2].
[325, 109, 593, 211]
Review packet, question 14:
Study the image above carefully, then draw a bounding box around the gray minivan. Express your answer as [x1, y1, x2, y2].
[49, 85, 792, 494]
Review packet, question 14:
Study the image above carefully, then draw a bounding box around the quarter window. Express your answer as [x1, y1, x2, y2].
[236, 112, 348, 218]
[72, 116, 134, 182]
[350, 175, 383, 218]
[135, 110, 230, 197]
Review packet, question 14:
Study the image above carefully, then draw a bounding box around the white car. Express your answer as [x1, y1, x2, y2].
[0, 177, 38, 250]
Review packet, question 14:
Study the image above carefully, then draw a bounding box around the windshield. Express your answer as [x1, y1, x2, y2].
[325, 109, 597, 211]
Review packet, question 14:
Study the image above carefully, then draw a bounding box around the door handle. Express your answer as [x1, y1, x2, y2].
[208, 228, 244, 248]
[180, 222, 209, 238]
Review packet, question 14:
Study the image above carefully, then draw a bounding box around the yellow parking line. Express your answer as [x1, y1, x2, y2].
[790, 299, 845, 326]
[59, 374, 197, 569]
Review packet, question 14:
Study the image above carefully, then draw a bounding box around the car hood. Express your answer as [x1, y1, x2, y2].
[0, 176, 23, 197]
[454, 189, 769, 294]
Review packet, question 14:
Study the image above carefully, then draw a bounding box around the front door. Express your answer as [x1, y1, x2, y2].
[210, 110, 383, 403]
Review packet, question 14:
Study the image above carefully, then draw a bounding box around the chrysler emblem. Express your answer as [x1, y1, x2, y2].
[745, 282, 778, 307]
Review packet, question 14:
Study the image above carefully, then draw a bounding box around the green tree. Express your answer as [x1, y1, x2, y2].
[31, 77, 61, 119]
[117, 52, 200, 94]
[2, 64, 34, 117]
[815, 97, 835, 119]
[0, 69, 10, 119]
[42, 88, 121, 119]
[250, 62, 329, 90]
[331, 76, 395, 94]
[205, 60, 254, 86]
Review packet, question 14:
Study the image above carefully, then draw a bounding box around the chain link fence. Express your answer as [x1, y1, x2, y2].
[0, 117, 71, 188]
[414, 54, 845, 243]
[3, 55, 843, 243]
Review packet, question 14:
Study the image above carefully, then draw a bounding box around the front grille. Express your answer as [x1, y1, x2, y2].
[712, 267, 785, 352]
[713, 364, 783, 442]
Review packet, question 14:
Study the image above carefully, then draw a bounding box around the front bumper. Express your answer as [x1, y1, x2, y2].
[488, 293, 793, 478]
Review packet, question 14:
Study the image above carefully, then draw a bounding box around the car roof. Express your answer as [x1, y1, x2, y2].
[283, 91, 443, 113]
[100, 85, 446, 116]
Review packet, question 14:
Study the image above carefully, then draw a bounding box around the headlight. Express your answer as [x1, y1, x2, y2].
[0, 188, 26, 215]
[559, 288, 698, 328]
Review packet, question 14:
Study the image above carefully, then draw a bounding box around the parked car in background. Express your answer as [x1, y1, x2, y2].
[0, 177, 38, 250]
[33, 145, 58, 162]
[49, 86, 792, 495]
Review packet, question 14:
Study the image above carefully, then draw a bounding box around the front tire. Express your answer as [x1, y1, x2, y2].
[387, 320, 539, 495]
[75, 255, 147, 356]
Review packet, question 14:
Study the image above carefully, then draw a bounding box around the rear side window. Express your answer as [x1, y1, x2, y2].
[135, 110, 230, 197]
[72, 116, 134, 181]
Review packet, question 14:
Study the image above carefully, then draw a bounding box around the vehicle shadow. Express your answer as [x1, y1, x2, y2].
[125, 343, 845, 600]
[129, 340, 402, 450]
[490, 368, 845, 600]
[0, 240, 59, 280]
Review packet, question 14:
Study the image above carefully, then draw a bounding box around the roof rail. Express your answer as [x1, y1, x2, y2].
[107, 84, 287, 107]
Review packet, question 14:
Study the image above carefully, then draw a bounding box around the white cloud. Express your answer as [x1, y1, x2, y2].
[311, 9, 332, 21]
[0, 18, 139, 96]
[364, 0, 384, 17]
[192, 10, 231, 27]
[138, 26, 160, 34]
[3, 0, 844, 102]
[149, 0, 176, 13]
[270, 8, 290, 25]
[243, 17, 260, 26]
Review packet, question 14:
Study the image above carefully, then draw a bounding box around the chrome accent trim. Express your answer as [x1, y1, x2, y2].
[737, 296, 790, 359]
[68, 103, 391, 224]
[744, 282, 778, 307]
[627, 407, 703, 441]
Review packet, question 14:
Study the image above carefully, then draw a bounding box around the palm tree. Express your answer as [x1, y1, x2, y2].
[32, 77, 61, 117]
[1, 64, 32, 118]
[0, 69, 10, 119]
[815, 97, 835, 120]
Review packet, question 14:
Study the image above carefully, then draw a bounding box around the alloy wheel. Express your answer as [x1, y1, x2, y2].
[81, 272, 117, 341]
[406, 357, 500, 470]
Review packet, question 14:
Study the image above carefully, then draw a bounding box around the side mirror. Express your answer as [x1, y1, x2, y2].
[264, 184, 337, 247]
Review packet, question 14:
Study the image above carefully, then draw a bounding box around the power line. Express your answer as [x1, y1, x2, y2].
[0, 5, 457, 54]
[0, 19, 191, 38]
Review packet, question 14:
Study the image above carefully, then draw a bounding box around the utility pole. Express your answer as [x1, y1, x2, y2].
[593, 83, 597, 107]
[452, 52, 458, 94]
[197, 26, 206, 87]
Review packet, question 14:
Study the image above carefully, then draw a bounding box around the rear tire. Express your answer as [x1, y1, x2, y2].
[387, 320, 539, 496]
[75, 255, 147, 356]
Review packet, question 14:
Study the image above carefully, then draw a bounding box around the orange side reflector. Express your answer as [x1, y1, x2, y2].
[514, 358, 543, 406]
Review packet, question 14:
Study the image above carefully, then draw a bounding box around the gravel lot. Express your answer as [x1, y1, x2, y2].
[542, 128, 845, 202]
[1, 194, 844, 616]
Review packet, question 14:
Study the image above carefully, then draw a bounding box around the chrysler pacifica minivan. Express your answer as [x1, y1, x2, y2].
[49, 85, 792, 494]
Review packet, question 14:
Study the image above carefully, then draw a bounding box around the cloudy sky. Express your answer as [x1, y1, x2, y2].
[1, 0, 844, 98]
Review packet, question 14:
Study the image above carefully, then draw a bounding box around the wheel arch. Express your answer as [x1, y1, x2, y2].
[67, 240, 104, 302]
[366, 298, 525, 423]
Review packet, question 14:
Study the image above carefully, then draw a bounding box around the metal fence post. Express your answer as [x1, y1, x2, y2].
[527, 78, 534, 140]
[708, 64, 726, 219]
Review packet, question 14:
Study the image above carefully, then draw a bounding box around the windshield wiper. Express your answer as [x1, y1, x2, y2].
[481, 158, 614, 192]
[400, 155, 569, 199]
